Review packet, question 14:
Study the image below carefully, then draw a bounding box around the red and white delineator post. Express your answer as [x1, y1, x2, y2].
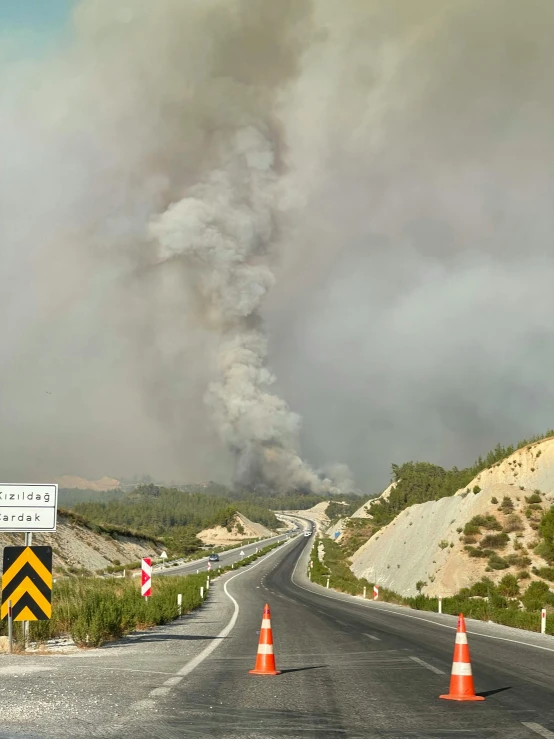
[141, 557, 152, 601]
[373, 585, 379, 600]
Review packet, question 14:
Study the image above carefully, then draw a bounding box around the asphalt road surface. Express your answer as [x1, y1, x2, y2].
[2, 531, 553, 739]
[130, 533, 554, 739]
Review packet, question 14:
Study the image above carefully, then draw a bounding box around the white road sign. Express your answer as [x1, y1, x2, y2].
[160, 551, 167, 559]
[0, 484, 58, 532]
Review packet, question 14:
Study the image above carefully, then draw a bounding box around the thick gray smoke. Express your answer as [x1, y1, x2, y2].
[149, 125, 332, 492]
[1, 0, 554, 493]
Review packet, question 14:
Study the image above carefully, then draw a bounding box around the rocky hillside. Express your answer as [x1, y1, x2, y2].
[197, 512, 274, 546]
[0, 511, 160, 575]
[347, 438, 554, 597]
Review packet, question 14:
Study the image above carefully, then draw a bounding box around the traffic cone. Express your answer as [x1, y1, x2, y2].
[249, 603, 280, 676]
[440, 613, 484, 701]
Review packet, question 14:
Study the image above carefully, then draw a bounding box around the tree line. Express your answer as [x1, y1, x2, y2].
[370, 430, 554, 527]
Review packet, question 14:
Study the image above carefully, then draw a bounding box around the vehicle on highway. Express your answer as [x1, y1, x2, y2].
[208, 553, 220, 561]
[304, 530, 312, 537]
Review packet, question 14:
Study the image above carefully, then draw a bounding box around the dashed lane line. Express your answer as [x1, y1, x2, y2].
[522, 723, 554, 738]
[409, 656, 445, 675]
[363, 633, 380, 641]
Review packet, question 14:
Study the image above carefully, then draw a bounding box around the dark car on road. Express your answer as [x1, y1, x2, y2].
[208, 553, 220, 562]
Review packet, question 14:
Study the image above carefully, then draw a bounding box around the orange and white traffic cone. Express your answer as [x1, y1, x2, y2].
[249, 603, 280, 676]
[440, 613, 484, 701]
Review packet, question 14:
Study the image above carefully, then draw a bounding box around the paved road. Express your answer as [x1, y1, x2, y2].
[2, 530, 553, 738]
[157, 529, 297, 578]
[134, 533, 554, 739]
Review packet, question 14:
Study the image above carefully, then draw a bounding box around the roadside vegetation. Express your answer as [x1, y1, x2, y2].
[1, 540, 284, 648]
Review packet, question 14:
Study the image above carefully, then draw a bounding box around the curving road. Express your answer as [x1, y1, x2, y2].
[3, 528, 553, 738]
[132, 532, 554, 739]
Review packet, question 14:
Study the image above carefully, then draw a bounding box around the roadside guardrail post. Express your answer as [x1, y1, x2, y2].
[438, 596, 442, 614]
[541, 608, 546, 634]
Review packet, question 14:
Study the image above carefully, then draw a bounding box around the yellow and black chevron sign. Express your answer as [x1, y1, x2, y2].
[1, 546, 52, 621]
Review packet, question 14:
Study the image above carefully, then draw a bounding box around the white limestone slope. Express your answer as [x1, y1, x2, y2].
[350, 437, 554, 597]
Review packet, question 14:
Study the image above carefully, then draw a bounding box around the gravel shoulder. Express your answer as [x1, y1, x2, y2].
[0, 567, 236, 737]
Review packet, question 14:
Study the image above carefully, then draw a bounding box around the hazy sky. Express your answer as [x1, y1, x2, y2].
[1, 1, 553, 494]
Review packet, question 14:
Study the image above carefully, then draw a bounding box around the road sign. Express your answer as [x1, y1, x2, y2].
[373, 585, 379, 600]
[141, 558, 152, 597]
[1, 546, 52, 621]
[334, 531, 340, 539]
[240, 550, 245, 556]
[207, 561, 212, 571]
[0, 484, 58, 532]
[160, 551, 167, 559]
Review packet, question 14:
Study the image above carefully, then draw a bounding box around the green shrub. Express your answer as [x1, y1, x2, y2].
[538, 507, 554, 562]
[499, 496, 514, 512]
[504, 553, 531, 568]
[534, 566, 554, 582]
[521, 580, 554, 611]
[497, 573, 519, 597]
[487, 553, 509, 570]
[465, 514, 502, 535]
[466, 546, 493, 558]
[480, 532, 509, 550]
[491, 497, 498, 504]
[468, 578, 494, 597]
[525, 493, 542, 504]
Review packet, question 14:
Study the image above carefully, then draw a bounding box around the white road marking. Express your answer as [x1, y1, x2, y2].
[335, 620, 347, 627]
[363, 633, 380, 641]
[163, 676, 183, 686]
[522, 723, 554, 738]
[150, 687, 171, 696]
[409, 656, 445, 675]
[147, 536, 296, 698]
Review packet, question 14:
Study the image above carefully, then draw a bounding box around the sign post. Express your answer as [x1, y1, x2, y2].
[541, 608, 546, 635]
[160, 551, 167, 569]
[0, 483, 57, 651]
[7, 600, 13, 654]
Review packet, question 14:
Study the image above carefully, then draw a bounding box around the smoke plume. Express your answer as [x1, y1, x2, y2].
[149, 123, 333, 492]
[2, 0, 554, 494]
